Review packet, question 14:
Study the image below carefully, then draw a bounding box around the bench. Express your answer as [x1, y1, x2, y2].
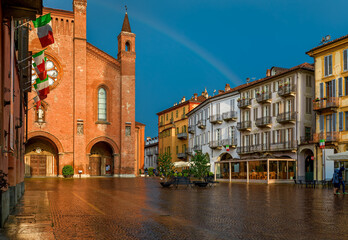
[174, 177, 192, 188]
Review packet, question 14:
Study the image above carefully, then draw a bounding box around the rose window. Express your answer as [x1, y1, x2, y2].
[31, 55, 61, 90]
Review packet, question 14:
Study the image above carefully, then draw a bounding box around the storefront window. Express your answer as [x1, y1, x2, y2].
[249, 161, 267, 180]
[231, 162, 247, 179]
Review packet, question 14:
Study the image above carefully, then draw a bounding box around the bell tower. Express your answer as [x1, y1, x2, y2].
[116, 11, 136, 176]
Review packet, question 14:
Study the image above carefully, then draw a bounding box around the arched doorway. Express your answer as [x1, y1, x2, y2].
[300, 149, 314, 181]
[216, 153, 232, 179]
[89, 142, 114, 176]
[25, 136, 59, 176]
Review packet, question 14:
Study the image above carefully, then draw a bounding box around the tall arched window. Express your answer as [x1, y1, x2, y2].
[98, 88, 107, 121]
[125, 42, 130, 52]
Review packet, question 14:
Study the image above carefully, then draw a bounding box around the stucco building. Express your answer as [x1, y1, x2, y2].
[187, 84, 240, 179]
[307, 35, 348, 181]
[25, 0, 141, 177]
[144, 137, 158, 170]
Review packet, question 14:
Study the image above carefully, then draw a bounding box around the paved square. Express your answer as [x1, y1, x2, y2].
[1, 178, 348, 240]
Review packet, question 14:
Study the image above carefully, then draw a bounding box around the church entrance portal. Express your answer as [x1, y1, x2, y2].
[89, 142, 114, 176]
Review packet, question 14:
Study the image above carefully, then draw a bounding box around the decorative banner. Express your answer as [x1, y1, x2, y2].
[319, 139, 325, 149]
[32, 50, 47, 80]
[33, 13, 54, 48]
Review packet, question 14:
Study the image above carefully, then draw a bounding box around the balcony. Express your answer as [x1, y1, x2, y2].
[210, 114, 223, 124]
[261, 144, 271, 151]
[300, 135, 315, 145]
[237, 121, 251, 131]
[250, 145, 262, 152]
[256, 116, 272, 128]
[256, 92, 272, 104]
[192, 145, 202, 152]
[188, 125, 195, 134]
[222, 138, 237, 148]
[276, 112, 296, 124]
[313, 132, 340, 143]
[197, 120, 206, 129]
[177, 132, 188, 140]
[209, 140, 223, 149]
[278, 84, 296, 97]
[237, 146, 251, 154]
[313, 97, 339, 113]
[237, 98, 251, 109]
[270, 141, 297, 151]
[222, 111, 237, 121]
[177, 152, 188, 159]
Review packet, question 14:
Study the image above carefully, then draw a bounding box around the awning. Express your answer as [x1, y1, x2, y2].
[173, 161, 191, 168]
[327, 151, 348, 161]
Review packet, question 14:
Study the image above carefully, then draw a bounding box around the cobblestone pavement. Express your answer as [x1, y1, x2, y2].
[1, 178, 348, 240]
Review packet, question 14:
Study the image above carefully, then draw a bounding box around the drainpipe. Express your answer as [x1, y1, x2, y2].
[10, 17, 14, 150]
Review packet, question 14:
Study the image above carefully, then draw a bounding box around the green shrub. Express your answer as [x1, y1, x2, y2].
[209, 172, 214, 176]
[190, 152, 210, 181]
[148, 167, 154, 176]
[184, 173, 188, 178]
[157, 153, 174, 182]
[178, 172, 182, 177]
[62, 165, 74, 176]
[139, 169, 142, 174]
[173, 172, 178, 177]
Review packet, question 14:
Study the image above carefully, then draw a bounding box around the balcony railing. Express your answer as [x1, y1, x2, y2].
[270, 141, 297, 151]
[237, 98, 251, 108]
[256, 92, 272, 103]
[313, 97, 339, 112]
[197, 120, 206, 129]
[300, 135, 314, 144]
[188, 125, 195, 134]
[192, 145, 202, 152]
[146, 149, 158, 156]
[237, 121, 251, 131]
[222, 111, 237, 121]
[313, 132, 340, 142]
[177, 152, 188, 159]
[261, 144, 271, 151]
[278, 84, 296, 97]
[276, 112, 296, 123]
[209, 140, 223, 149]
[222, 138, 237, 147]
[255, 116, 272, 128]
[177, 132, 188, 140]
[250, 145, 262, 152]
[210, 114, 223, 124]
[237, 146, 251, 154]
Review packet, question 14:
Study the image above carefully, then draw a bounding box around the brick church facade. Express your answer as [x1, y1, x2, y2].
[25, 0, 143, 177]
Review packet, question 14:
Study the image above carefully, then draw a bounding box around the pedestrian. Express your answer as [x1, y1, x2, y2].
[333, 169, 340, 195]
[338, 166, 347, 194]
[144, 168, 148, 176]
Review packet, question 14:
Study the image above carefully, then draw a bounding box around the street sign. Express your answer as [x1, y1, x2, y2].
[226, 145, 229, 151]
[319, 139, 325, 149]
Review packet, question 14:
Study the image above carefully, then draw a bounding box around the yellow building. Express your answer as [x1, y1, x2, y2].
[157, 93, 207, 163]
[307, 34, 348, 181]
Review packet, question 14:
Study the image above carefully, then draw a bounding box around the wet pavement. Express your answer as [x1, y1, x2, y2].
[1, 178, 348, 240]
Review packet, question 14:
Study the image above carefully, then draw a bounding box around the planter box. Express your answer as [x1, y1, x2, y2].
[63, 175, 74, 178]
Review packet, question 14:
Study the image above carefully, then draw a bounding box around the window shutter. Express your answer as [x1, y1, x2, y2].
[339, 112, 343, 131]
[272, 103, 275, 117]
[320, 83, 324, 98]
[320, 115, 324, 132]
[333, 113, 336, 132]
[344, 50, 348, 71]
[345, 112, 348, 131]
[329, 55, 333, 75]
[324, 56, 328, 76]
[332, 79, 336, 97]
[339, 78, 343, 96]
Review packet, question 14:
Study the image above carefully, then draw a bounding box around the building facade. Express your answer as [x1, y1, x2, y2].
[236, 63, 315, 183]
[187, 84, 240, 179]
[307, 35, 348, 181]
[0, 0, 42, 227]
[157, 93, 207, 163]
[144, 137, 158, 169]
[25, 1, 140, 177]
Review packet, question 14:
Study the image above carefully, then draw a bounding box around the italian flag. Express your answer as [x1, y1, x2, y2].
[34, 76, 50, 99]
[33, 96, 41, 110]
[33, 13, 54, 48]
[32, 50, 47, 80]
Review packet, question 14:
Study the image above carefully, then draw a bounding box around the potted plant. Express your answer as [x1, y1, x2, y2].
[190, 152, 210, 187]
[62, 165, 74, 178]
[237, 98, 241, 102]
[157, 152, 174, 187]
[148, 167, 154, 176]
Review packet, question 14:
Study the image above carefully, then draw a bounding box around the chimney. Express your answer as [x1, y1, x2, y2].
[266, 69, 271, 77]
[225, 84, 230, 92]
[181, 96, 186, 103]
[193, 93, 198, 100]
[201, 88, 209, 99]
[218, 90, 224, 94]
[146, 137, 151, 141]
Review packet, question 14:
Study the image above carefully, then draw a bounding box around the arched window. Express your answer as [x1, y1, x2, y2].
[125, 42, 130, 52]
[98, 88, 107, 121]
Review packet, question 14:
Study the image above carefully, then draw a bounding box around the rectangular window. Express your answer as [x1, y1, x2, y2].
[326, 115, 332, 132]
[183, 107, 186, 115]
[320, 83, 324, 98]
[176, 110, 178, 118]
[125, 126, 131, 136]
[345, 77, 348, 96]
[306, 98, 312, 114]
[339, 112, 343, 131]
[324, 55, 333, 76]
[339, 78, 343, 96]
[345, 112, 348, 131]
[306, 75, 312, 87]
[319, 115, 324, 132]
[166, 114, 168, 121]
[333, 113, 337, 132]
[344, 49, 348, 71]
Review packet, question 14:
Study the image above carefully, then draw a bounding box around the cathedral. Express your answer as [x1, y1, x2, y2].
[25, 0, 144, 177]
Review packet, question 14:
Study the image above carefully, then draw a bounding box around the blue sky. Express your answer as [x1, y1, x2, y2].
[44, 0, 348, 137]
